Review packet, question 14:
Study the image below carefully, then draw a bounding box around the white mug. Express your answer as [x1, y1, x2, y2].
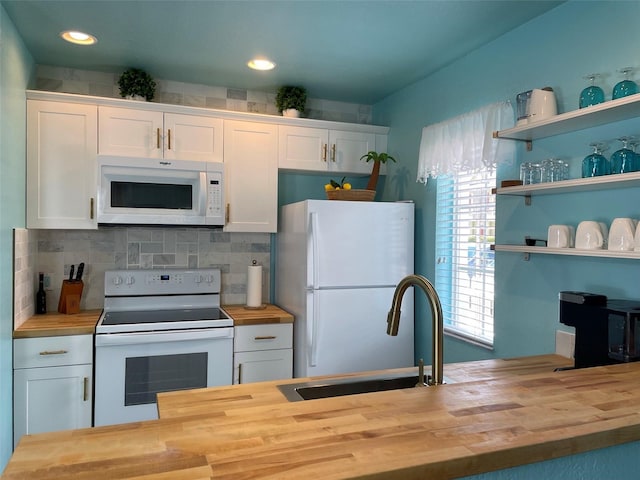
[634, 222, 640, 252]
[547, 225, 573, 248]
[609, 217, 637, 251]
[575, 221, 604, 250]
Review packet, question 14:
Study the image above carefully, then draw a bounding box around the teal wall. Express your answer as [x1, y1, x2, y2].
[0, 4, 33, 471]
[373, 0, 640, 477]
[374, 0, 640, 361]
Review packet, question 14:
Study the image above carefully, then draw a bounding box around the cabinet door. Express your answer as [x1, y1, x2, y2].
[14, 364, 92, 447]
[329, 130, 376, 174]
[26, 100, 98, 229]
[164, 113, 223, 163]
[278, 125, 329, 172]
[98, 106, 163, 158]
[233, 349, 293, 384]
[223, 120, 278, 233]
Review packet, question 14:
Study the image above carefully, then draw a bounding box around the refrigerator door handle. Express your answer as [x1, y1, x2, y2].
[309, 290, 319, 367]
[308, 212, 320, 290]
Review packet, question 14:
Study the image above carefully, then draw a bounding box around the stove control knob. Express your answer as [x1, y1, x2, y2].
[125, 276, 135, 286]
[112, 276, 123, 286]
[195, 275, 203, 284]
[205, 274, 214, 283]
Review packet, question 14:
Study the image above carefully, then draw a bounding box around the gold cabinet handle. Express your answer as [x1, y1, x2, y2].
[238, 363, 243, 384]
[225, 203, 230, 223]
[331, 144, 336, 162]
[167, 129, 171, 150]
[39, 350, 68, 356]
[322, 144, 327, 162]
[83, 377, 89, 402]
[90, 198, 94, 220]
[254, 336, 277, 340]
[156, 128, 161, 149]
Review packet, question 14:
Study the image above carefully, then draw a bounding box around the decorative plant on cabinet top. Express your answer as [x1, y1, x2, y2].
[118, 68, 156, 101]
[275, 85, 307, 117]
[360, 151, 396, 192]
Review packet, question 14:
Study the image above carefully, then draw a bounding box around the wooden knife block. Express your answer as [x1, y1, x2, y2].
[57, 280, 84, 314]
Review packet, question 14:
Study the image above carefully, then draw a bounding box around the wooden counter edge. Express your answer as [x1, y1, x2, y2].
[13, 309, 101, 338]
[223, 304, 294, 326]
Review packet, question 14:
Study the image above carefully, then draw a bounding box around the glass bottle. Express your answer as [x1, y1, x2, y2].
[36, 273, 46, 314]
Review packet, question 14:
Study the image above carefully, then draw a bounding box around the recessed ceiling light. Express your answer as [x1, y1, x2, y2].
[247, 58, 276, 71]
[60, 30, 98, 46]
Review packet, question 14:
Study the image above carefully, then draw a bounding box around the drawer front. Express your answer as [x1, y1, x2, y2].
[234, 324, 292, 352]
[14, 335, 93, 368]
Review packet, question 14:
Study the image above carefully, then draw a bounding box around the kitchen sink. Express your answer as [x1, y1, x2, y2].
[277, 371, 452, 402]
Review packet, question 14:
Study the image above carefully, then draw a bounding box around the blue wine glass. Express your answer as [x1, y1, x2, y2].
[579, 74, 605, 109]
[582, 143, 610, 177]
[628, 137, 640, 172]
[612, 68, 638, 100]
[610, 137, 635, 174]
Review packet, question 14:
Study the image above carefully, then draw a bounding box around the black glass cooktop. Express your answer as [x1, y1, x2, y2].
[101, 307, 229, 326]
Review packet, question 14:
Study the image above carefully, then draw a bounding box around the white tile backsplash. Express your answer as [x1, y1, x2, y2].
[26, 227, 270, 311]
[35, 65, 372, 124]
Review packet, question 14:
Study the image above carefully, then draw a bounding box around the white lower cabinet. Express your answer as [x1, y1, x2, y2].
[13, 335, 93, 447]
[233, 324, 293, 384]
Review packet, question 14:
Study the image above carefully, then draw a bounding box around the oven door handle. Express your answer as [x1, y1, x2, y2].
[95, 328, 234, 346]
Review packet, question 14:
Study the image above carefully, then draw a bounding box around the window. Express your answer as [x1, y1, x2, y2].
[436, 170, 495, 347]
[418, 101, 513, 348]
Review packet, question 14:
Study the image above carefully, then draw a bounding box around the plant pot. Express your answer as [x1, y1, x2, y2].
[282, 108, 300, 118]
[125, 94, 147, 101]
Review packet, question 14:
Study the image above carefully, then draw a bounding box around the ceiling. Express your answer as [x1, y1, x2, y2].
[2, 0, 563, 104]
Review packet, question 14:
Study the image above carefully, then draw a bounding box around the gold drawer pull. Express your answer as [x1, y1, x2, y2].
[322, 144, 327, 162]
[156, 128, 161, 149]
[331, 144, 336, 162]
[39, 350, 68, 356]
[90, 197, 94, 220]
[254, 336, 277, 340]
[167, 129, 172, 150]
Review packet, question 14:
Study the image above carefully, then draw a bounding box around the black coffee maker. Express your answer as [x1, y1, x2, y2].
[559, 291, 640, 369]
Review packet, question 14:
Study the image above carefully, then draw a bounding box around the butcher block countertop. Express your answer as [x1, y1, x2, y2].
[8, 354, 640, 479]
[12, 310, 102, 338]
[223, 304, 293, 325]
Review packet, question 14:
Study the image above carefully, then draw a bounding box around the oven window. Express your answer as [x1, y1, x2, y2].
[124, 353, 207, 405]
[111, 181, 193, 210]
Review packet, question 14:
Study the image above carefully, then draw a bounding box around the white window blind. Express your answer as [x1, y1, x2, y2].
[436, 170, 495, 347]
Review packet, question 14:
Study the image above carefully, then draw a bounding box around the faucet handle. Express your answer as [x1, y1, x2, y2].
[415, 358, 428, 387]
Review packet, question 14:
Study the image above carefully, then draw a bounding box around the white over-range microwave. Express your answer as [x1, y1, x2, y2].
[97, 156, 225, 226]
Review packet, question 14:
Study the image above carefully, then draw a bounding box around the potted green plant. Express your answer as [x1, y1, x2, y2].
[360, 151, 396, 192]
[275, 85, 307, 117]
[118, 68, 156, 101]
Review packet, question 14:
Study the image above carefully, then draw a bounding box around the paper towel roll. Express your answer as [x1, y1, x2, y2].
[247, 264, 262, 307]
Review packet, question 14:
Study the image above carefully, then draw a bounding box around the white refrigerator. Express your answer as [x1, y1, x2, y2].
[276, 199, 415, 377]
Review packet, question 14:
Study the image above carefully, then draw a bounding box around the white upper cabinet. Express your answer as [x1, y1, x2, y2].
[98, 106, 223, 163]
[328, 129, 376, 174]
[27, 100, 98, 229]
[223, 120, 278, 233]
[278, 126, 329, 172]
[279, 125, 383, 175]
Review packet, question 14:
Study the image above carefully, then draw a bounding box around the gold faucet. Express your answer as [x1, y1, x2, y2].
[387, 274, 444, 386]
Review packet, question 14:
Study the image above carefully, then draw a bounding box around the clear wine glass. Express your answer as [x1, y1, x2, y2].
[582, 142, 610, 177]
[610, 137, 635, 174]
[612, 67, 638, 100]
[579, 74, 605, 109]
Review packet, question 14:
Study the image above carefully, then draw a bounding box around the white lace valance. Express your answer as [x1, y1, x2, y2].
[417, 101, 515, 182]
